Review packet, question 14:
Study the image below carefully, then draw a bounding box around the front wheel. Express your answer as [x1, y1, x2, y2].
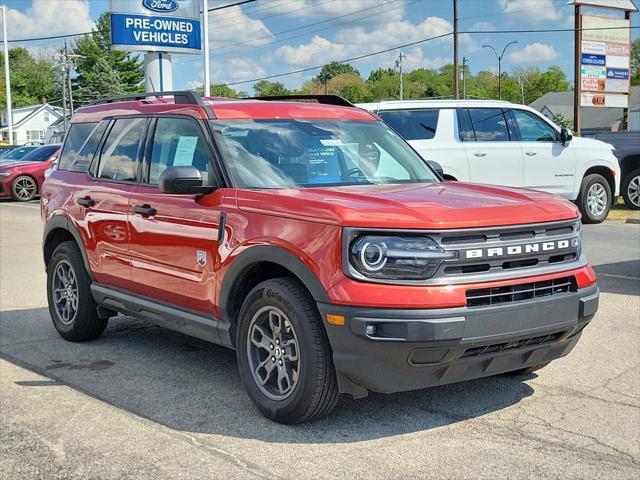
[236, 278, 339, 424]
[577, 174, 611, 224]
[11, 175, 38, 202]
[621, 169, 640, 210]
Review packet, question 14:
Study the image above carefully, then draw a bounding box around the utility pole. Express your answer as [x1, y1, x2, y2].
[482, 41, 517, 100]
[203, 0, 210, 96]
[395, 50, 406, 100]
[55, 43, 81, 134]
[453, 0, 459, 99]
[1, 6, 12, 144]
[461, 57, 467, 100]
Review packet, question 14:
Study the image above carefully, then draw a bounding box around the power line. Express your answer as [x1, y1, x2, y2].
[7, 0, 261, 43]
[226, 24, 640, 86]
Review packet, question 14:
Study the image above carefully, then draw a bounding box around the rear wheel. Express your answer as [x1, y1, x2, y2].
[577, 174, 611, 224]
[621, 169, 640, 210]
[11, 175, 37, 202]
[47, 241, 108, 341]
[236, 277, 339, 424]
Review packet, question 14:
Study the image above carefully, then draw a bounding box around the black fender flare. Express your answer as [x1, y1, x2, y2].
[43, 215, 94, 281]
[219, 245, 330, 323]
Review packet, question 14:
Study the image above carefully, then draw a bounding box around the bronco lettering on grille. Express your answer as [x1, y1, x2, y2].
[464, 239, 571, 260]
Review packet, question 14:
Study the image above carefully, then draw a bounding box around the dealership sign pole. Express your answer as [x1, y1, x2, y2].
[1, 6, 13, 144]
[571, 0, 637, 134]
[109, 0, 202, 93]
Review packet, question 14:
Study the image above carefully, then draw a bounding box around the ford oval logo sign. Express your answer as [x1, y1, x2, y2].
[142, 0, 179, 13]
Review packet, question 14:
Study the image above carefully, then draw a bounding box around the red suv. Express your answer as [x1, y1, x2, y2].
[42, 92, 598, 423]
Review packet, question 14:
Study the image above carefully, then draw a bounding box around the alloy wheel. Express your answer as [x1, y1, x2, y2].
[247, 306, 300, 400]
[52, 260, 79, 325]
[586, 183, 607, 217]
[627, 175, 640, 208]
[13, 176, 37, 201]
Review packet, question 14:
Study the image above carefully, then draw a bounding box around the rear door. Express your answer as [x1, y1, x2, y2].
[74, 117, 148, 290]
[127, 116, 227, 316]
[509, 108, 576, 197]
[378, 108, 469, 180]
[458, 108, 524, 187]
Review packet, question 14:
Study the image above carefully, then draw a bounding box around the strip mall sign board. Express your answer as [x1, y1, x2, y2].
[109, 0, 201, 54]
[579, 14, 631, 105]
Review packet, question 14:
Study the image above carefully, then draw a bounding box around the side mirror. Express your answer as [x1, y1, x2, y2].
[159, 166, 216, 195]
[560, 128, 573, 146]
[426, 160, 444, 177]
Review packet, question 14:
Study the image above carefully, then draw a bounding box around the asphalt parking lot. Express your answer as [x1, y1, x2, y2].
[0, 199, 638, 480]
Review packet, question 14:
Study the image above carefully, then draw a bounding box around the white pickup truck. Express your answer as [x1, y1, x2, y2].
[359, 100, 620, 224]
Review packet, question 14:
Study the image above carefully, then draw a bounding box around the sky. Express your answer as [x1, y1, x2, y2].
[3, 0, 639, 93]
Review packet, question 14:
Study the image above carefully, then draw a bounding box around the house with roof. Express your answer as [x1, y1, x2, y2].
[0, 101, 64, 145]
[530, 86, 640, 134]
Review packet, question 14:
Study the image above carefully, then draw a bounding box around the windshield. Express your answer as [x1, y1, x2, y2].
[210, 119, 440, 189]
[0, 146, 38, 160]
[20, 145, 60, 162]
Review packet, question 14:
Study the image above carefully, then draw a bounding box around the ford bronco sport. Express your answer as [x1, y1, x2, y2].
[42, 92, 599, 424]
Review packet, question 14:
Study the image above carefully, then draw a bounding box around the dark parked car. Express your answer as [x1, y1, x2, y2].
[0, 145, 39, 161]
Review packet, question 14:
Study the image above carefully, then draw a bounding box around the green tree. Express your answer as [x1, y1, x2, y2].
[631, 38, 639, 86]
[314, 62, 359, 86]
[253, 80, 291, 97]
[195, 84, 242, 97]
[367, 67, 395, 83]
[0, 48, 57, 108]
[73, 12, 143, 103]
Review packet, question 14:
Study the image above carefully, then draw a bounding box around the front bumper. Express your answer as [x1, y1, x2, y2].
[318, 285, 598, 397]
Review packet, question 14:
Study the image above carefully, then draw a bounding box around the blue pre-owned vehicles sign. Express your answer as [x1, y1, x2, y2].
[111, 14, 201, 52]
[109, 0, 200, 55]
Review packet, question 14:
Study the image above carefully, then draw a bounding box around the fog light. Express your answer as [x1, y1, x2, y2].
[365, 324, 377, 336]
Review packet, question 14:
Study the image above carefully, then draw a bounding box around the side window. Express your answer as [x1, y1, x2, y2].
[467, 109, 511, 142]
[512, 110, 557, 142]
[377, 109, 439, 140]
[148, 117, 210, 185]
[58, 122, 107, 172]
[457, 109, 475, 141]
[96, 118, 146, 182]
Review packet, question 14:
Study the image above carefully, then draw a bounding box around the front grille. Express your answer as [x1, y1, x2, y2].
[466, 276, 576, 308]
[461, 330, 567, 358]
[434, 219, 582, 281]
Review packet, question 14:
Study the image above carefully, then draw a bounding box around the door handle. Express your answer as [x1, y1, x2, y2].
[525, 151, 537, 156]
[77, 196, 95, 207]
[133, 205, 157, 217]
[473, 152, 487, 157]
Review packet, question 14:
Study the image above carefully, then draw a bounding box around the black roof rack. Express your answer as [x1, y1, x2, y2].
[247, 95, 355, 108]
[87, 90, 215, 119]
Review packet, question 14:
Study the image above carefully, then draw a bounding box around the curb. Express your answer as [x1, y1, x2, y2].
[626, 215, 640, 225]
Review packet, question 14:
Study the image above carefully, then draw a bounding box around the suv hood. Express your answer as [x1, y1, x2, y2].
[237, 182, 580, 229]
[569, 135, 615, 151]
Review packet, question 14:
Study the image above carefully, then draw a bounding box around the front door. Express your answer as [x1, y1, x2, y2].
[510, 109, 576, 198]
[74, 117, 148, 291]
[127, 116, 226, 317]
[458, 108, 524, 187]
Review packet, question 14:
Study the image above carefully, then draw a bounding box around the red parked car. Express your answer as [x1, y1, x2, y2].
[0, 144, 61, 201]
[41, 92, 598, 423]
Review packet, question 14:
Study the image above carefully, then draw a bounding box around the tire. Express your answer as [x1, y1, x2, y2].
[11, 175, 38, 202]
[621, 168, 640, 210]
[577, 174, 611, 224]
[236, 277, 339, 424]
[46, 241, 108, 342]
[505, 362, 549, 376]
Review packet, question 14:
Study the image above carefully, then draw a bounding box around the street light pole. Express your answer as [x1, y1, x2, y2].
[453, 0, 459, 99]
[203, 0, 210, 96]
[482, 41, 517, 100]
[1, 6, 13, 144]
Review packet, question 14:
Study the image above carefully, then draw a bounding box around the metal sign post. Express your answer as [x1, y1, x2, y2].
[109, 0, 202, 93]
[1, 6, 13, 144]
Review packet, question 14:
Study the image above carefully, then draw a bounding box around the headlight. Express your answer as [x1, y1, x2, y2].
[0, 172, 11, 178]
[349, 235, 455, 280]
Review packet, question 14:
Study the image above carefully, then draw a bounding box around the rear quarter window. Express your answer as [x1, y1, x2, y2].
[58, 122, 106, 172]
[378, 109, 440, 140]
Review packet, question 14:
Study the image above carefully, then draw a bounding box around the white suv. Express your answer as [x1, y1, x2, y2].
[359, 100, 620, 224]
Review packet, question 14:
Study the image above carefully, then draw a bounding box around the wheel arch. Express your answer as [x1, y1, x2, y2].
[220, 246, 330, 346]
[582, 166, 615, 204]
[620, 154, 640, 181]
[43, 215, 94, 281]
